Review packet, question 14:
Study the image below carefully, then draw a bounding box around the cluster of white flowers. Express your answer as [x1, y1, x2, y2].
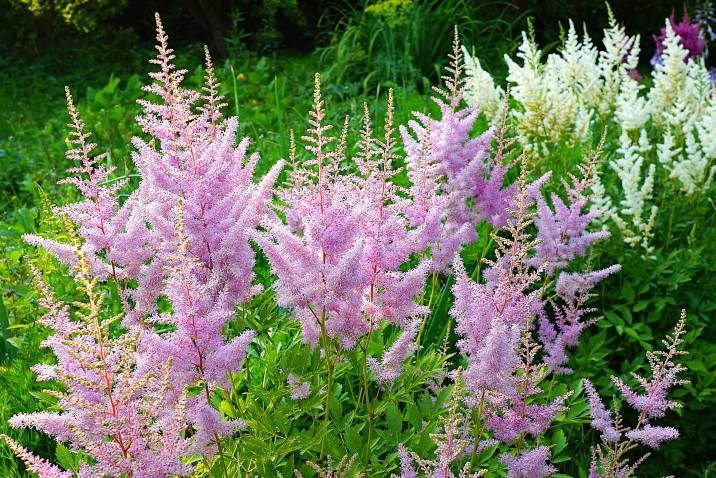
[463, 13, 639, 155]
[603, 131, 658, 254]
[462, 45, 503, 119]
[463, 16, 715, 255]
[651, 24, 716, 196]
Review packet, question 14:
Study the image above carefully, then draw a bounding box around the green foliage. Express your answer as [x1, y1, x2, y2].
[7, 0, 129, 33]
[318, 0, 527, 92]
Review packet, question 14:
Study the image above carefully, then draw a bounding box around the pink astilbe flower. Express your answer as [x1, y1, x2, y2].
[625, 424, 679, 449]
[23, 88, 128, 284]
[287, 374, 311, 400]
[451, 177, 543, 397]
[256, 79, 430, 351]
[401, 29, 518, 272]
[610, 314, 688, 421]
[395, 444, 419, 478]
[533, 151, 621, 373]
[499, 446, 556, 478]
[583, 380, 621, 443]
[589, 447, 647, 478]
[22, 14, 275, 464]
[448, 172, 584, 476]
[540, 264, 621, 373]
[528, 155, 611, 275]
[1, 435, 72, 478]
[587, 314, 689, 477]
[192, 403, 247, 456]
[8, 412, 73, 443]
[135, 203, 255, 455]
[368, 320, 419, 385]
[124, 17, 282, 327]
[8, 250, 193, 477]
[483, 333, 570, 443]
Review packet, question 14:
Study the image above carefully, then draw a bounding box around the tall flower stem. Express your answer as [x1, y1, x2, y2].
[471, 223, 492, 281]
[469, 390, 486, 468]
[318, 306, 335, 460]
[415, 272, 439, 348]
[360, 328, 376, 464]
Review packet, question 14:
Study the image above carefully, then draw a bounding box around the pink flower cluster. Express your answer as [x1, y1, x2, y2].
[255, 83, 432, 352]
[5, 263, 193, 477]
[393, 31, 620, 478]
[15, 14, 277, 475]
[585, 314, 688, 477]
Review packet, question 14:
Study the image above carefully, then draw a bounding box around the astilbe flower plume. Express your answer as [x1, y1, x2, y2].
[448, 164, 615, 476]
[583, 380, 621, 443]
[287, 374, 311, 400]
[294, 454, 363, 478]
[394, 175, 561, 478]
[450, 173, 543, 398]
[400, 28, 518, 271]
[529, 144, 621, 373]
[23, 87, 127, 284]
[482, 331, 570, 445]
[1, 435, 72, 478]
[255, 76, 430, 354]
[368, 320, 419, 385]
[125, 19, 278, 453]
[21, 13, 278, 462]
[586, 313, 689, 477]
[528, 145, 611, 275]
[7, 231, 192, 477]
[499, 446, 556, 478]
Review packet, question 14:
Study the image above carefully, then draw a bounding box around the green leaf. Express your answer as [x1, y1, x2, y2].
[345, 426, 362, 455]
[55, 442, 77, 471]
[0, 295, 15, 362]
[621, 281, 636, 303]
[186, 384, 204, 397]
[386, 403, 402, 436]
[552, 429, 567, 454]
[406, 402, 421, 429]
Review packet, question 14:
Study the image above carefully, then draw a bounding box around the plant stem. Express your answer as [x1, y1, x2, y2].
[361, 330, 375, 464]
[230, 64, 240, 120]
[663, 202, 676, 253]
[215, 438, 230, 478]
[319, 307, 334, 460]
[471, 223, 492, 281]
[469, 390, 486, 468]
[415, 272, 438, 348]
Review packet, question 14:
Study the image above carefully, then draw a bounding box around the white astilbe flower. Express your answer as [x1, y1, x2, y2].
[657, 96, 716, 195]
[467, 17, 641, 152]
[656, 131, 679, 167]
[615, 69, 650, 130]
[462, 12, 715, 255]
[649, 21, 712, 130]
[503, 32, 583, 154]
[462, 46, 504, 119]
[670, 130, 716, 195]
[649, 22, 691, 126]
[696, 94, 716, 159]
[598, 6, 641, 114]
[608, 131, 658, 254]
[555, 22, 601, 109]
